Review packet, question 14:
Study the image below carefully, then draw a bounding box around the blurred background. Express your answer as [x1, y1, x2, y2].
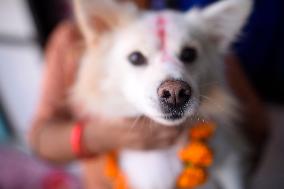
[0, 0, 283, 189]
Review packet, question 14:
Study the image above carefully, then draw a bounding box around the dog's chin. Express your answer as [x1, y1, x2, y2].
[150, 114, 188, 126]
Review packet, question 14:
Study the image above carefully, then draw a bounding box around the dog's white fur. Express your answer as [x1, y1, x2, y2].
[72, 0, 253, 188]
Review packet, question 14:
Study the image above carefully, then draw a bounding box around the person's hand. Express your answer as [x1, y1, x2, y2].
[84, 116, 186, 154]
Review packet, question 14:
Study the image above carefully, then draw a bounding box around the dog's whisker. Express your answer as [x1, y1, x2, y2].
[128, 116, 142, 134]
[148, 119, 155, 136]
[142, 117, 152, 138]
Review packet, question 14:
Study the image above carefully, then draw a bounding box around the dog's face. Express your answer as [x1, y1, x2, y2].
[72, 0, 252, 125]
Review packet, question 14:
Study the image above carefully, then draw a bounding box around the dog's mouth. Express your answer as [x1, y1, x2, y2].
[150, 100, 198, 126]
[155, 112, 187, 126]
[161, 104, 187, 121]
[164, 113, 184, 121]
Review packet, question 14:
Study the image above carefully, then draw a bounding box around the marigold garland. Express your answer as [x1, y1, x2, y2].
[104, 121, 216, 189]
[178, 141, 213, 167]
[176, 167, 207, 188]
[177, 122, 215, 188]
[189, 122, 215, 140]
[104, 152, 129, 189]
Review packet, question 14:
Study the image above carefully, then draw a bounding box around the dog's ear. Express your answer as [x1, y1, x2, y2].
[73, 0, 138, 45]
[187, 0, 253, 51]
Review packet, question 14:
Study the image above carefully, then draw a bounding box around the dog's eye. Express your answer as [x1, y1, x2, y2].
[128, 51, 147, 66]
[179, 46, 197, 64]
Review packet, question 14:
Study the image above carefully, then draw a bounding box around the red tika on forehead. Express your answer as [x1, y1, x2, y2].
[156, 16, 175, 63]
[156, 16, 167, 52]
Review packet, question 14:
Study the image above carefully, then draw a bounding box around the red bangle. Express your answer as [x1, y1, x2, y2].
[71, 121, 87, 158]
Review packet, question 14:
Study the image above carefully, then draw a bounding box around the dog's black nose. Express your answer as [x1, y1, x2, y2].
[158, 80, 191, 112]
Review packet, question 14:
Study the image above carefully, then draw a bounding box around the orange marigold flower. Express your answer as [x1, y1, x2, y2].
[179, 142, 213, 167]
[189, 122, 216, 140]
[114, 174, 129, 189]
[105, 153, 119, 178]
[177, 167, 207, 188]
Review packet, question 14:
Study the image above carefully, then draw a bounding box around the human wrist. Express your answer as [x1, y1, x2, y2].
[82, 120, 108, 155]
[83, 119, 121, 154]
[70, 121, 94, 158]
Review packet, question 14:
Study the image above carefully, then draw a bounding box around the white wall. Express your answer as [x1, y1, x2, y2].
[0, 0, 35, 38]
[0, 0, 43, 144]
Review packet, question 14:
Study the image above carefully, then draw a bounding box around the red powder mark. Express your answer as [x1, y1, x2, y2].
[156, 16, 167, 53]
[156, 16, 177, 63]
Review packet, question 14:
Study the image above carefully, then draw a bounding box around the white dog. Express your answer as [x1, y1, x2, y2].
[72, 0, 253, 188]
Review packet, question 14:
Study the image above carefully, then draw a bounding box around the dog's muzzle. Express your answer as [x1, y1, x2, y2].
[157, 79, 192, 120]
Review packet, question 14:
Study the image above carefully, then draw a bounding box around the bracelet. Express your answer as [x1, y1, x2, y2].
[71, 121, 90, 158]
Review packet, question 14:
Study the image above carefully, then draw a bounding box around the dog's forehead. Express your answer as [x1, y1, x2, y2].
[142, 11, 184, 31]
[116, 11, 192, 58]
[130, 12, 187, 48]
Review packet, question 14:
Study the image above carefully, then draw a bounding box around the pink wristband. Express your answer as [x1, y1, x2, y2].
[71, 121, 87, 157]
